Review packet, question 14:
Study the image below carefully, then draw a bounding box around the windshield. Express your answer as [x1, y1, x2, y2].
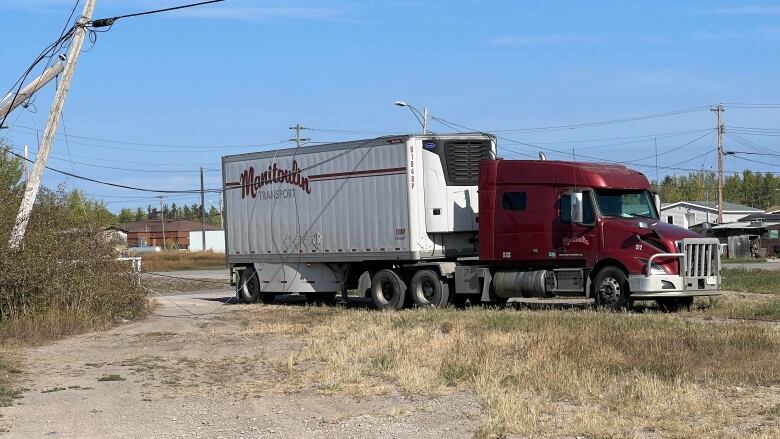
[595, 190, 658, 219]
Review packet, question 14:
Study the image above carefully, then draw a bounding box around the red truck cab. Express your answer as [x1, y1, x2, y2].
[476, 159, 721, 308]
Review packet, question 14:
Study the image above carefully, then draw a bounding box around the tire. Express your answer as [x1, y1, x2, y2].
[370, 269, 407, 310]
[305, 292, 337, 305]
[410, 270, 450, 308]
[238, 267, 275, 304]
[593, 266, 632, 310]
[656, 297, 694, 312]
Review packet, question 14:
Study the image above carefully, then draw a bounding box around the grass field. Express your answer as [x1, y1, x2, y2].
[722, 258, 776, 264]
[140, 251, 225, 272]
[723, 268, 780, 295]
[238, 305, 780, 438]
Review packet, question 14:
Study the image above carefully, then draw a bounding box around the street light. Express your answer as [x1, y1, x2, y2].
[394, 100, 428, 134]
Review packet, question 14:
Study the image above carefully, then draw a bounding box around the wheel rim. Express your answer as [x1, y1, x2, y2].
[420, 279, 436, 303]
[598, 276, 622, 305]
[380, 279, 395, 303]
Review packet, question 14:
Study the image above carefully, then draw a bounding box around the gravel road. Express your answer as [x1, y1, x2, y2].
[0, 290, 481, 438]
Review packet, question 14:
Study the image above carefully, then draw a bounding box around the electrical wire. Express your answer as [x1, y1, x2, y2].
[90, 0, 226, 28]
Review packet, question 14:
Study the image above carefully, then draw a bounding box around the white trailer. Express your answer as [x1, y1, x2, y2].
[222, 134, 496, 308]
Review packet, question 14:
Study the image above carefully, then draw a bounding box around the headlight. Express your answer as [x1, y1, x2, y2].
[649, 263, 668, 275]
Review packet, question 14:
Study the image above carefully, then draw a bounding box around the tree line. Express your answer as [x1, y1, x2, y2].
[652, 170, 780, 210]
[116, 204, 222, 226]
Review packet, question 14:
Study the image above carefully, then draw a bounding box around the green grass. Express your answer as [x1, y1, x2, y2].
[0, 359, 22, 407]
[97, 374, 125, 382]
[722, 268, 780, 295]
[722, 258, 775, 264]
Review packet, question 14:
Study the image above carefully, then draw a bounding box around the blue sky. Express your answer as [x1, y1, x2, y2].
[1, 0, 779, 212]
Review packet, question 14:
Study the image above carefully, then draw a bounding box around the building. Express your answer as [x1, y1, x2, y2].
[767, 205, 780, 214]
[660, 201, 763, 228]
[121, 219, 221, 250]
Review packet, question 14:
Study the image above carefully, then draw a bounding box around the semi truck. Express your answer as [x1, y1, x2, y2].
[221, 133, 721, 310]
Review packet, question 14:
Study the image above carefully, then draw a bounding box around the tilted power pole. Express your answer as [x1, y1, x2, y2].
[0, 61, 65, 118]
[711, 104, 725, 224]
[8, 0, 97, 249]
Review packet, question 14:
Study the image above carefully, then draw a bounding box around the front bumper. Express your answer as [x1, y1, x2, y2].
[628, 274, 720, 299]
[628, 237, 722, 299]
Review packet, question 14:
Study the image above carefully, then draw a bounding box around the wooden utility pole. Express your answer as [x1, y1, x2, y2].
[200, 165, 206, 251]
[8, 0, 96, 249]
[711, 104, 725, 224]
[159, 195, 167, 250]
[289, 124, 309, 148]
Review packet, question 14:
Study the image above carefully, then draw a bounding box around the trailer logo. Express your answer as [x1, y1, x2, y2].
[239, 160, 311, 199]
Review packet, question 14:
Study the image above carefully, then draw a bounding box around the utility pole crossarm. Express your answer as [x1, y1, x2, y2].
[8, 0, 97, 250]
[0, 62, 65, 118]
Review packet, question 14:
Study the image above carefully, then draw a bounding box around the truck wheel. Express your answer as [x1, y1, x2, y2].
[238, 267, 275, 304]
[371, 269, 407, 310]
[594, 267, 631, 310]
[410, 270, 450, 308]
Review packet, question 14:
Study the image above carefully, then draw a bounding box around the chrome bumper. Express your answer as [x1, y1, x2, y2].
[628, 274, 720, 299]
[630, 238, 721, 299]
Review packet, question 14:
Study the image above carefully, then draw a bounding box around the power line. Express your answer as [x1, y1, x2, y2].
[89, 0, 226, 28]
[487, 105, 711, 133]
[10, 125, 289, 150]
[4, 148, 216, 194]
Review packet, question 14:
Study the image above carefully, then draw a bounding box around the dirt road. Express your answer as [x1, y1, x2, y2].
[0, 291, 480, 438]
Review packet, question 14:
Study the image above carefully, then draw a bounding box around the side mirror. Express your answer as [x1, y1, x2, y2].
[653, 193, 661, 218]
[570, 192, 584, 223]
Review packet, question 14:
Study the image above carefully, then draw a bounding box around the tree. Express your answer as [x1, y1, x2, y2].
[117, 208, 134, 224]
[0, 146, 24, 199]
[182, 204, 192, 219]
[134, 207, 145, 222]
[170, 202, 178, 219]
[207, 206, 221, 227]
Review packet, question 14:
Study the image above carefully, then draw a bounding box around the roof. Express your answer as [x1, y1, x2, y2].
[483, 160, 650, 190]
[660, 201, 763, 213]
[767, 205, 780, 214]
[120, 219, 221, 233]
[711, 221, 780, 230]
[738, 213, 780, 222]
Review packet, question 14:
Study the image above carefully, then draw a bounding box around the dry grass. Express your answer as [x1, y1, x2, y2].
[238, 306, 780, 438]
[140, 251, 225, 272]
[688, 292, 780, 321]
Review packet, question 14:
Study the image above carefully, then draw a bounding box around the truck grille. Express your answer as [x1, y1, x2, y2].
[681, 238, 720, 277]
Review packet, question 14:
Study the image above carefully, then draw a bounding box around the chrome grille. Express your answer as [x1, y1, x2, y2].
[681, 238, 720, 277]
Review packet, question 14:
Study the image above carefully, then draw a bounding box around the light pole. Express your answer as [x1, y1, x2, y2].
[394, 100, 428, 134]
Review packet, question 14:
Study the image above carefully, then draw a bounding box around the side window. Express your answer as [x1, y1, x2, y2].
[560, 194, 571, 222]
[667, 216, 674, 225]
[502, 192, 527, 211]
[582, 191, 595, 224]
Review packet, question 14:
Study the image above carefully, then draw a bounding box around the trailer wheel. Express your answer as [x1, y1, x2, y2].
[238, 267, 275, 304]
[370, 269, 407, 310]
[594, 266, 631, 310]
[410, 270, 450, 308]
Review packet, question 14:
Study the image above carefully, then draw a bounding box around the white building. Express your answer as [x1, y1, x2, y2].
[660, 201, 763, 228]
[189, 230, 225, 252]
